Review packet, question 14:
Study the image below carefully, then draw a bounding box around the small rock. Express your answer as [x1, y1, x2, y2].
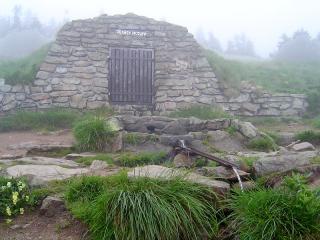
[232, 119, 258, 139]
[108, 117, 124, 132]
[291, 142, 315, 152]
[173, 153, 193, 168]
[90, 160, 109, 170]
[40, 196, 65, 217]
[10, 224, 23, 230]
[111, 132, 123, 152]
[232, 181, 256, 191]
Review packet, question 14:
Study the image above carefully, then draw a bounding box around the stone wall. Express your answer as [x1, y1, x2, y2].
[0, 14, 308, 116]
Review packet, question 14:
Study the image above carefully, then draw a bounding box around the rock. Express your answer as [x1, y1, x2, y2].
[206, 130, 246, 152]
[5, 165, 89, 186]
[253, 151, 318, 177]
[127, 165, 230, 195]
[90, 160, 109, 170]
[232, 181, 256, 191]
[65, 153, 96, 160]
[0, 153, 23, 160]
[159, 134, 194, 146]
[8, 142, 73, 154]
[0, 156, 79, 167]
[173, 153, 193, 168]
[40, 196, 66, 217]
[202, 166, 250, 181]
[291, 142, 315, 152]
[231, 119, 258, 139]
[108, 117, 124, 132]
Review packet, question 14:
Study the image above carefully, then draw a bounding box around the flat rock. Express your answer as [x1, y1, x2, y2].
[8, 142, 73, 154]
[0, 156, 79, 167]
[202, 166, 250, 181]
[253, 151, 318, 177]
[5, 165, 88, 186]
[291, 142, 315, 152]
[65, 153, 96, 160]
[127, 165, 230, 194]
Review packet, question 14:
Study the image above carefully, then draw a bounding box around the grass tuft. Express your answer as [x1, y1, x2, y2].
[65, 174, 219, 240]
[76, 154, 114, 166]
[118, 151, 167, 167]
[248, 135, 277, 151]
[295, 130, 320, 145]
[73, 117, 115, 151]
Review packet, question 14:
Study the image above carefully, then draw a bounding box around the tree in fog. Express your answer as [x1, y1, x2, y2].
[273, 29, 319, 61]
[226, 34, 256, 57]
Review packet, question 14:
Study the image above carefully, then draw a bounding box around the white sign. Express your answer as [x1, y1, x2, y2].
[116, 29, 148, 37]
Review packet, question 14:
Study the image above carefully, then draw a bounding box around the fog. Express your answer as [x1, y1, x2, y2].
[0, 0, 319, 57]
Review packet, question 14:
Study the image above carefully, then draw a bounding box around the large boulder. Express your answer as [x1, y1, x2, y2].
[291, 142, 315, 152]
[0, 156, 79, 167]
[4, 165, 88, 186]
[202, 166, 250, 181]
[173, 153, 193, 168]
[253, 151, 318, 177]
[40, 196, 66, 217]
[231, 119, 258, 139]
[127, 165, 230, 195]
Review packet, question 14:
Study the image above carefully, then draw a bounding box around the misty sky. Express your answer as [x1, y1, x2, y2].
[1, 0, 319, 57]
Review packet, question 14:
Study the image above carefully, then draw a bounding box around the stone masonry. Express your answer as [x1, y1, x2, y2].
[0, 14, 308, 116]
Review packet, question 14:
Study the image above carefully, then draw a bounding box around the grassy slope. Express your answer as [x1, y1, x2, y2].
[0, 43, 51, 85]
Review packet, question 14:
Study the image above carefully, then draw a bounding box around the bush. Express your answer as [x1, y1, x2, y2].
[169, 105, 230, 120]
[229, 175, 320, 240]
[295, 130, 320, 145]
[118, 151, 167, 167]
[312, 116, 320, 129]
[0, 108, 81, 132]
[0, 177, 31, 222]
[248, 136, 276, 151]
[239, 156, 259, 168]
[73, 117, 115, 151]
[66, 174, 218, 240]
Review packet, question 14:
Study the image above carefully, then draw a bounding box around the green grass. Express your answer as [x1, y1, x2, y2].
[295, 130, 320, 145]
[312, 116, 320, 129]
[205, 50, 320, 114]
[0, 44, 51, 85]
[169, 105, 230, 120]
[73, 117, 115, 151]
[239, 156, 259, 168]
[76, 154, 114, 166]
[65, 174, 219, 240]
[229, 175, 320, 240]
[0, 108, 81, 132]
[124, 133, 159, 145]
[248, 135, 277, 152]
[118, 151, 167, 167]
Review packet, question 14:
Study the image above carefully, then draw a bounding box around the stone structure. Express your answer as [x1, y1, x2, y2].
[0, 13, 308, 116]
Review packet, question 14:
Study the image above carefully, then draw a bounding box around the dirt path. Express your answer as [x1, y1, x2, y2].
[0, 130, 74, 156]
[0, 208, 89, 240]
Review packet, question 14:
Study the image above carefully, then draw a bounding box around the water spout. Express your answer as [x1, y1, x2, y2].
[179, 139, 186, 148]
[232, 166, 244, 192]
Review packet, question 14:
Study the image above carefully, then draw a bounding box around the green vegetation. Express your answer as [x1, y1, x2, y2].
[76, 154, 113, 166]
[205, 50, 320, 114]
[295, 130, 320, 145]
[65, 174, 219, 240]
[118, 151, 167, 167]
[226, 125, 237, 135]
[311, 156, 320, 164]
[0, 177, 31, 222]
[229, 175, 320, 240]
[73, 117, 115, 151]
[248, 135, 277, 151]
[0, 44, 51, 85]
[124, 133, 159, 145]
[312, 116, 320, 129]
[239, 156, 259, 168]
[0, 108, 81, 132]
[169, 105, 230, 120]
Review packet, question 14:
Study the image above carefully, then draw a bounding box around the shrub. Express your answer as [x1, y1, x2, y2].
[76, 154, 114, 166]
[73, 117, 115, 151]
[239, 156, 259, 168]
[0, 177, 31, 222]
[248, 136, 276, 151]
[0, 108, 81, 132]
[66, 174, 219, 240]
[295, 130, 320, 145]
[229, 175, 320, 240]
[118, 151, 167, 167]
[169, 105, 230, 120]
